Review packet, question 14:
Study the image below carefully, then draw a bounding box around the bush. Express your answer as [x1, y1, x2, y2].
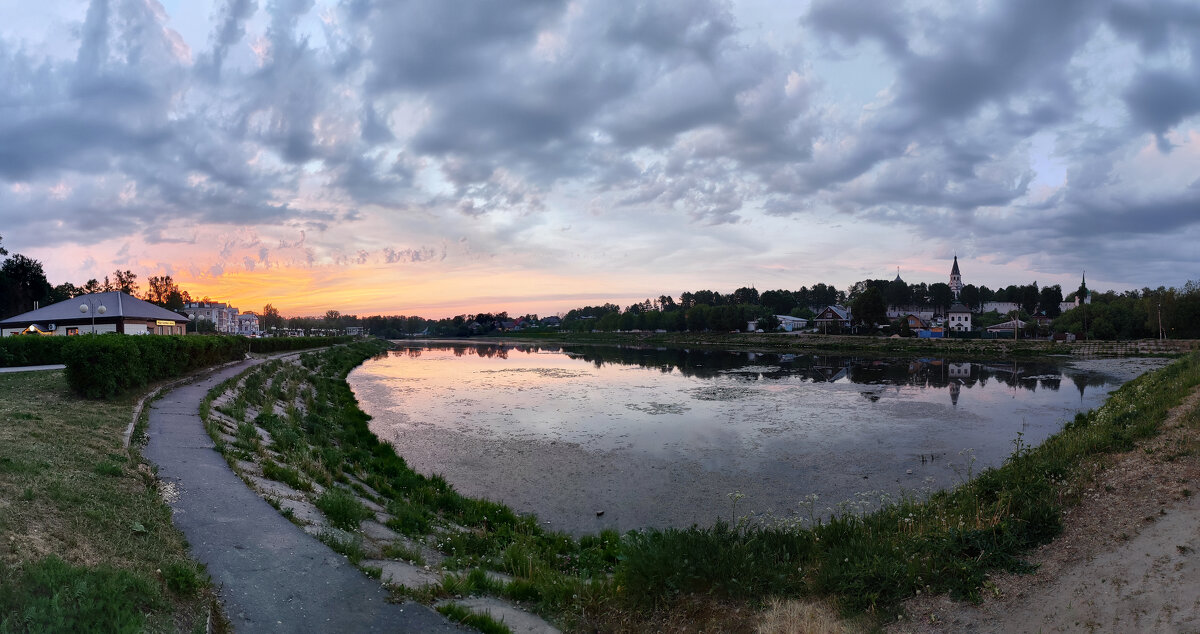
[62, 335, 246, 399]
[0, 336, 69, 367]
[248, 336, 353, 354]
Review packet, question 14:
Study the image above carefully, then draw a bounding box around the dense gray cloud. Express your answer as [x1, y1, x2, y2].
[0, 0, 1198, 292]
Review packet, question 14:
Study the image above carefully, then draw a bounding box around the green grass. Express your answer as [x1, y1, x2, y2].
[0, 370, 213, 632]
[0, 555, 163, 633]
[435, 602, 513, 634]
[315, 487, 372, 530]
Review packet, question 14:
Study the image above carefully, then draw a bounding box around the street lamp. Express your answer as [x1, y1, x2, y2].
[79, 297, 107, 334]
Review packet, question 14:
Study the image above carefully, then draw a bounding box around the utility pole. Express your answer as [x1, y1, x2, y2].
[1158, 301, 1164, 340]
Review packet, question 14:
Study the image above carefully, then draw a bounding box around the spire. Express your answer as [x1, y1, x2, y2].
[951, 255, 960, 276]
[894, 267, 903, 283]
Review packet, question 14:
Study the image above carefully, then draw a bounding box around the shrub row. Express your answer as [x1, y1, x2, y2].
[60, 334, 355, 399]
[62, 335, 247, 399]
[248, 335, 354, 353]
[0, 336, 70, 367]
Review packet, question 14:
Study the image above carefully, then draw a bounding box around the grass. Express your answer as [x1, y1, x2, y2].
[200, 340, 1200, 630]
[435, 602, 513, 634]
[315, 487, 372, 530]
[0, 370, 214, 632]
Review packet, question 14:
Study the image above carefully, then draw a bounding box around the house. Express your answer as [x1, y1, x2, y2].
[236, 313, 260, 335]
[0, 292, 190, 336]
[947, 302, 972, 332]
[776, 315, 808, 332]
[540, 316, 562, 327]
[902, 314, 926, 329]
[183, 301, 240, 333]
[813, 305, 851, 333]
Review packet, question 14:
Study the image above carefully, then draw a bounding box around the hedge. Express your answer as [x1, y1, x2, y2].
[0, 336, 70, 367]
[60, 334, 357, 399]
[62, 335, 247, 399]
[248, 335, 354, 353]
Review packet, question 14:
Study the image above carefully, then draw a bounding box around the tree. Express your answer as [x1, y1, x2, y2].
[112, 270, 139, 296]
[850, 286, 887, 332]
[731, 286, 759, 305]
[1039, 284, 1063, 318]
[885, 278, 911, 308]
[324, 310, 342, 329]
[760, 289, 797, 315]
[50, 282, 82, 303]
[928, 283, 953, 312]
[960, 284, 981, 310]
[145, 275, 185, 307]
[257, 304, 281, 331]
[0, 233, 6, 257]
[1020, 282, 1040, 315]
[82, 279, 103, 294]
[0, 254, 53, 319]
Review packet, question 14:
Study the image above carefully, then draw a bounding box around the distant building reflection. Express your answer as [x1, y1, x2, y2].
[389, 342, 1105, 402]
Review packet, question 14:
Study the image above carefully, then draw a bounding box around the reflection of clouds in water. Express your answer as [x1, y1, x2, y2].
[349, 347, 1160, 533]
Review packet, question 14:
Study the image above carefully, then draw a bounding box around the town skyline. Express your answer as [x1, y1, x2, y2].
[2, 1, 1198, 317]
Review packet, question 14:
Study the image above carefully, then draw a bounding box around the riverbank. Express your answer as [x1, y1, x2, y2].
[196, 340, 1200, 631]
[891, 379, 1200, 632]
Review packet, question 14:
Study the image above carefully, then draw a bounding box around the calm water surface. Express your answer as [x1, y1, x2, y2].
[348, 342, 1146, 535]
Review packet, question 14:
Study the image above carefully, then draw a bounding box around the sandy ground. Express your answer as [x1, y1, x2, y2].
[890, 379, 1200, 633]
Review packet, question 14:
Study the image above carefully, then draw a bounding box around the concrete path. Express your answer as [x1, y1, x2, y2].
[144, 359, 460, 633]
[0, 364, 65, 373]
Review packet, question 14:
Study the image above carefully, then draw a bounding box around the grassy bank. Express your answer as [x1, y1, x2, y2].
[0, 370, 215, 632]
[202, 342, 1200, 630]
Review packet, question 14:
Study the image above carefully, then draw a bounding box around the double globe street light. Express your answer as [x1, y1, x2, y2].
[80, 297, 107, 334]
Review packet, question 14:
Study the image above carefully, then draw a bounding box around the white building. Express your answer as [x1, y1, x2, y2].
[947, 302, 973, 332]
[184, 301, 240, 333]
[236, 313, 260, 335]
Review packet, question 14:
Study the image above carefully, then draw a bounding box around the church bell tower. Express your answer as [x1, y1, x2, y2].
[949, 256, 963, 299]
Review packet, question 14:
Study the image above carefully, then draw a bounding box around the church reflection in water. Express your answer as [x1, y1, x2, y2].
[389, 342, 1113, 410]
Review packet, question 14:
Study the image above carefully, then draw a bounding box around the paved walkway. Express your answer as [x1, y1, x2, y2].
[0, 364, 66, 373]
[143, 359, 460, 633]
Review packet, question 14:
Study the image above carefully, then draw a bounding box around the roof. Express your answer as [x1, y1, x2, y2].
[815, 305, 849, 320]
[0, 292, 190, 326]
[986, 319, 1026, 331]
[948, 302, 971, 314]
[951, 255, 960, 275]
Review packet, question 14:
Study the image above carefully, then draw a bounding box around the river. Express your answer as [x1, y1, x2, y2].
[347, 342, 1166, 536]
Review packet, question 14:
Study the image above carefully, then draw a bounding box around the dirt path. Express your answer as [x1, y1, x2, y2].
[890, 385, 1200, 633]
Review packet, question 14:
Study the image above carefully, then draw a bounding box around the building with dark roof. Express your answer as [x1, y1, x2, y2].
[947, 302, 972, 332]
[0, 292, 189, 336]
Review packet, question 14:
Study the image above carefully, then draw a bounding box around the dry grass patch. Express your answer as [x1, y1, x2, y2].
[757, 598, 868, 634]
[0, 370, 216, 631]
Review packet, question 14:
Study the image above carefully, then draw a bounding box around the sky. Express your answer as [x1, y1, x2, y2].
[1, 0, 1199, 318]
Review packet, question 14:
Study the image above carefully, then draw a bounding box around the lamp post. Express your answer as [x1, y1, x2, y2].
[79, 296, 107, 334]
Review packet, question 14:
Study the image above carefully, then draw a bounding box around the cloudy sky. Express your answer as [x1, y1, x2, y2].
[2, 0, 1198, 317]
